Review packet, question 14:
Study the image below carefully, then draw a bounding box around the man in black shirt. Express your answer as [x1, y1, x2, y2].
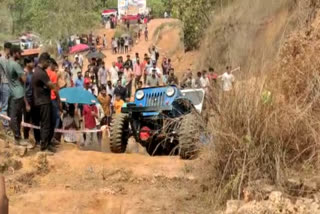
[32, 53, 60, 153]
[114, 80, 127, 101]
[124, 55, 133, 70]
[23, 57, 40, 145]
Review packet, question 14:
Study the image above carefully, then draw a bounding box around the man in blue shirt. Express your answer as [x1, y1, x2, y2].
[75, 72, 84, 88]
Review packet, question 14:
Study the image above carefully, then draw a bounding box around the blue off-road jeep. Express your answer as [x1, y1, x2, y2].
[109, 86, 206, 159]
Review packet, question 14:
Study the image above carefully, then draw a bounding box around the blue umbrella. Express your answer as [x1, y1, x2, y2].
[59, 87, 99, 105]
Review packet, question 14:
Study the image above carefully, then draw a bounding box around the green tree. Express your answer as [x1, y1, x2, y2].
[0, 0, 100, 42]
[171, 0, 216, 50]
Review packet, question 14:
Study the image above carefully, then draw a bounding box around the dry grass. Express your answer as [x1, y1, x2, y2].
[195, 0, 320, 209]
[197, 0, 302, 74]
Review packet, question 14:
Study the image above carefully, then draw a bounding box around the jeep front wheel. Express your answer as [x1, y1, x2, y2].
[179, 114, 199, 160]
[109, 113, 129, 153]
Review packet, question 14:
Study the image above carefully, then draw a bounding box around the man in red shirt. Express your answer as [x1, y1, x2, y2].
[83, 104, 98, 146]
[208, 67, 218, 83]
[46, 59, 61, 143]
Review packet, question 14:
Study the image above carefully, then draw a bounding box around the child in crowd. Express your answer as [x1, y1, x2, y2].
[114, 94, 124, 114]
[62, 104, 79, 144]
[83, 104, 98, 146]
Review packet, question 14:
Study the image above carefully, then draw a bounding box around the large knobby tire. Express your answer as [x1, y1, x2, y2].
[179, 113, 199, 160]
[110, 113, 129, 153]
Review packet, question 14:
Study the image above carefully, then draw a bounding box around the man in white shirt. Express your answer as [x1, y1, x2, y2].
[200, 70, 210, 89]
[147, 61, 161, 77]
[220, 66, 235, 92]
[98, 62, 108, 88]
[109, 62, 119, 86]
[74, 54, 83, 68]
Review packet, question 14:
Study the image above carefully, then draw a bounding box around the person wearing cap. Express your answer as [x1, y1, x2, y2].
[7, 45, 33, 147]
[32, 52, 61, 153]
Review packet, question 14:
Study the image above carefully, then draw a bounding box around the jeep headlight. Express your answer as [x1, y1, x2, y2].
[136, 90, 144, 100]
[166, 87, 175, 97]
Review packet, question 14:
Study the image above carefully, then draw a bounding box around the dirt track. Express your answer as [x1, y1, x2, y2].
[7, 147, 197, 214]
[3, 19, 202, 214]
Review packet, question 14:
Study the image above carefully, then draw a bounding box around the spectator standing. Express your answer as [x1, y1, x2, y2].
[124, 55, 133, 70]
[62, 56, 72, 70]
[98, 87, 112, 127]
[123, 65, 134, 100]
[208, 67, 218, 83]
[114, 80, 127, 101]
[220, 66, 235, 92]
[7, 45, 31, 146]
[112, 38, 118, 54]
[149, 46, 157, 62]
[71, 62, 81, 83]
[115, 56, 123, 71]
[58, 65, 72, 88]
[133, 53, 140, 65]
[75, 72, 84, 88]
[32, 53, 60, 153]
[47, 59, 61, 142]
[167, 68, 179, 85]
[23, 57, 40, 145]
[114, 94, 124, 114]
[62, 104, 79, 144]
[83, 104, 98, 146]
[144, 27, 149, 41]
[74, 54, 83, 68]
[106, 81, 115, 97]
[143, 56, 151, 84]
[162, 57, 169, 84]
[109, 62, 119, 86]
[124, 37, 129, 54]
[194, 72, 202, 88]
[0, 42, 11, 130]
[120, 37, 125, 54]
[148, 61, 162, 77]
[134, 58, 143, 85]
[146, 69, 160, 87]
[200, 70, 210, 90]
[98, 61, 108, 88]
[103, 34, 108, 49]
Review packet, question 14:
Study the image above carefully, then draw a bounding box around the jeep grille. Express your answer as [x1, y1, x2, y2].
[146, 92, 166, 107]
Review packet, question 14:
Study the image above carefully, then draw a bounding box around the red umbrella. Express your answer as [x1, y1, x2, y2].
[69, 44, 89, 54]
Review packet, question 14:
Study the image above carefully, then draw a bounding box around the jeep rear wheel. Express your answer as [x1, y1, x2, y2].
[110, 113, 129, 153]
[179, 113, 199, 160]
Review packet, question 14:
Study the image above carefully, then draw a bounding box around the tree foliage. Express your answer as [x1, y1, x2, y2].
[171, 0, 217, 50]
[0, 0, 100, 42]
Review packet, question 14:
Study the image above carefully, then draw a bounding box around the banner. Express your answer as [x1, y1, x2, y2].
[118, 0, 147, 16]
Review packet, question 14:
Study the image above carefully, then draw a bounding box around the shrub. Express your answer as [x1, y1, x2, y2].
[197, 9, 320, 207]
